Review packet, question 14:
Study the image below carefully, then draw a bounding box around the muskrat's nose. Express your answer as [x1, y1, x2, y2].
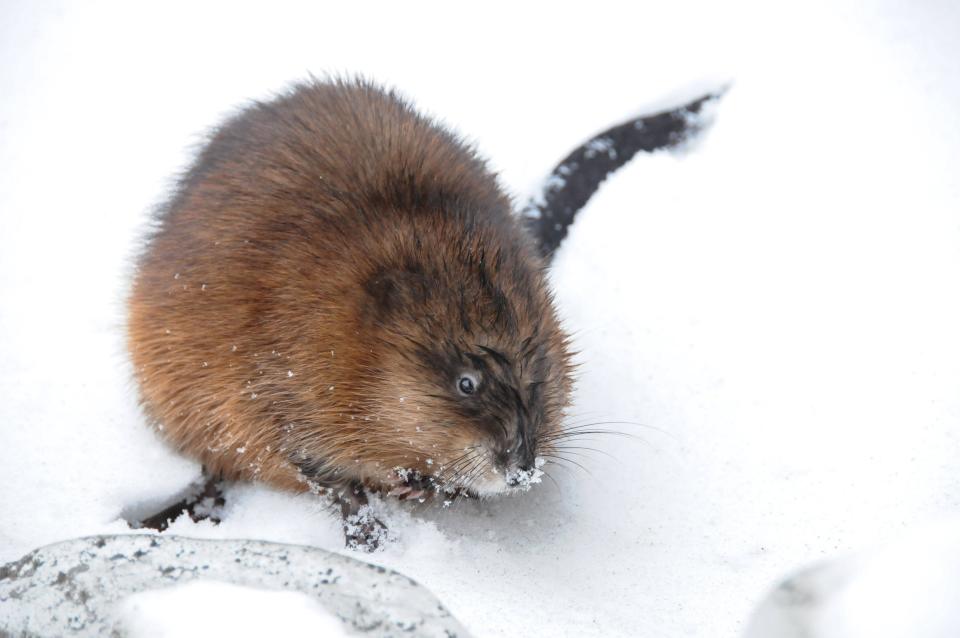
[503, 456, 540, 489]
[497, 444, 534, 472]
[505, 464, 531, 487]
[516, 447, 536, 474]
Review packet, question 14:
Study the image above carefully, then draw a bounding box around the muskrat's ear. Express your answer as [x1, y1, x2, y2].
[362, 268, 429, 317]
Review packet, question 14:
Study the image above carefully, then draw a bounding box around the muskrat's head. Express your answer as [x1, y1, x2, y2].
[333, 224, 574, 499]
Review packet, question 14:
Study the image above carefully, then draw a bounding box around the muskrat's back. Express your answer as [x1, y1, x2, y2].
[129, 79, 572, 505]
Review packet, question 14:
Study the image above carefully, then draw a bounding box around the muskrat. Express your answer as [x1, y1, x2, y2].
[128, 78, 574, 545]
[129, 77, 721, 547]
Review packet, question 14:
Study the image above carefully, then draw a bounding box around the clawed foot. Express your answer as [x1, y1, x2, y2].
[343, 505, 390, 552]
[385, 470, 470, 505]
[337, 481, 392, 552]
[386, 471, 435, 501]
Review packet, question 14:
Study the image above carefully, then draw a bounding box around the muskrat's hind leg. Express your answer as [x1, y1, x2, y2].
[138, 470, 225, 531]
[336, 481, 388, 552]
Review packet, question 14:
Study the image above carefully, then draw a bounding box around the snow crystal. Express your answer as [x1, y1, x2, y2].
[343, 503, 395, 552]
[505, 456, 545, 491]
[583, 136, 616, 160]
[394, 466, 414, 482]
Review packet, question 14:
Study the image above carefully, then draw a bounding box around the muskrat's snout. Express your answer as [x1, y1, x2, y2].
[504, 468, 532, 488]
[495, 442, 534, 477]
[502, 455, 546, 491]
[492, 434, 543, 490]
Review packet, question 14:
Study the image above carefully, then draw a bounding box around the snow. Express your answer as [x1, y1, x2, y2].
[117, 580, 350, 638]
[503, 456, 546, 490]
[744, 518, 960, 638]
[2, 1, 959, 637]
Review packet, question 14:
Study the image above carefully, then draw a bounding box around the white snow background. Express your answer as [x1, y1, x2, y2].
[2, 1, 959, 636]
[117, 580, 350, 638]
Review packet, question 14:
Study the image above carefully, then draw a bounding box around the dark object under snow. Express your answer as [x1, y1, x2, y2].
[523, 90, 725, 259]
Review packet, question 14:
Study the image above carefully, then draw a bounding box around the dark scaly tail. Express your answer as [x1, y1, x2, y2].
[524, 90, 726, 260]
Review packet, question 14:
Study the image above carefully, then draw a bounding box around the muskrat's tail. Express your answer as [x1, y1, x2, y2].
[523, 89, 726, 260]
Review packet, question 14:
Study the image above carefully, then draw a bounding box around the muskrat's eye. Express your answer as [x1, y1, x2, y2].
[457, 373, 478, 396]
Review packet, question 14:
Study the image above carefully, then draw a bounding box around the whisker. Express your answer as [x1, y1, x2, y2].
[541, 470, 560, 492]
[550, 444, 617, 461]
[558, 422, 650, 433]
[541, 449, 596, 462]
[541, 429, 635, 442]
[544, 428, 623, 438]
[565, 420, 677, 439]
[453, 454, 487, 487]
[439, 448, 481, 475]
[539, 454, 593, 476]
[542, 458, 576, 472]
[460, 459, 491, 495]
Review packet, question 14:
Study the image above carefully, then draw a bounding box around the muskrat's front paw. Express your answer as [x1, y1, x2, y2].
[343, 505, 391, 552]
[386, 468, 440, 501]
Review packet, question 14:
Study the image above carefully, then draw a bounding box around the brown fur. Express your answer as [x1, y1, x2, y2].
[128, 78, 573, 500]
